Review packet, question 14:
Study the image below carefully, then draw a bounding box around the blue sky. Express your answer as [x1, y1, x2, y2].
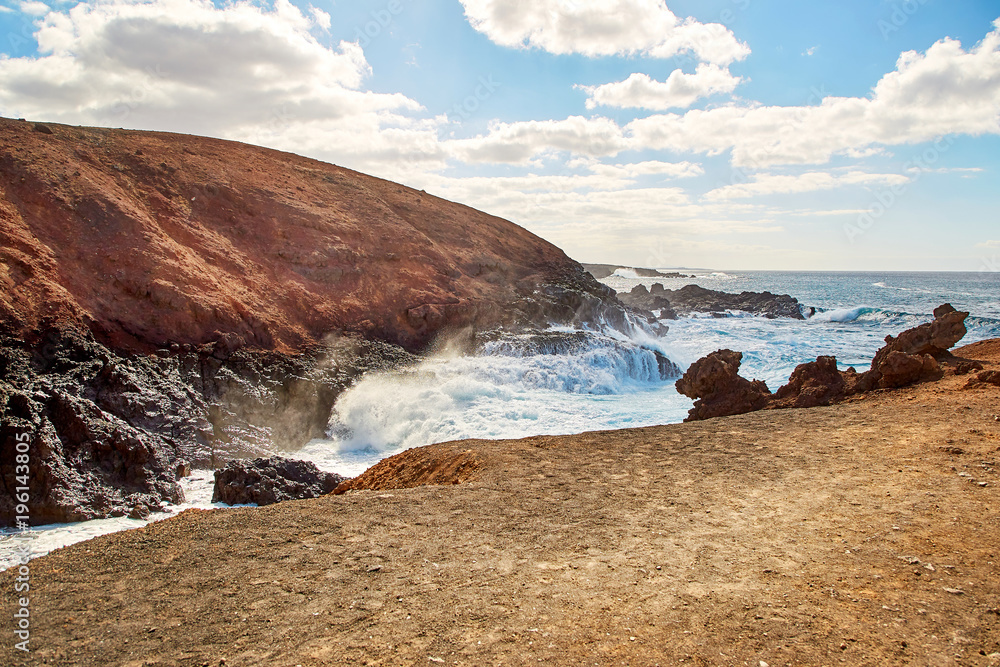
[1, 0, 998, 271]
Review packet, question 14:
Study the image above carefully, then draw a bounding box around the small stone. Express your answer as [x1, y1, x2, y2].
[760, 661, 769, 667]
[943, 587, 965, 595]
[979, 482, 988, 487]
[924, 563, 935, 571]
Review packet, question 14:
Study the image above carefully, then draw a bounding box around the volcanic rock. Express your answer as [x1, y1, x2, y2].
[617, 283, 804, 319]
[212, 456, 346, 506]
[677, 304, 970, 421]
[772, 356, 854, 408]
[0, 324, 410, 525]
[875, 303, 968, 360]
[581, 264, 694, 280]
[675, 349, 772, 420]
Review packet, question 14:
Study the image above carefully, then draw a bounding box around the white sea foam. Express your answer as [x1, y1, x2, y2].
[808, 306, 867, 323]
[0, 470, 242, 571]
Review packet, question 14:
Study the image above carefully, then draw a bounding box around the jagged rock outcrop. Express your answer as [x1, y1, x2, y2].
[677, 304, 970, 421]
[212, 456, 346, 506]
[674, 350, 772, 420]
[771, 356, 857, 408]
[618, 283, 804, 320]
[0, 325, 410, 525]
[617, 284, 678, 319]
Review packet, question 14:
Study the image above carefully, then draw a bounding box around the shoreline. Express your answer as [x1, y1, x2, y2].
[4, 339, 998, 665]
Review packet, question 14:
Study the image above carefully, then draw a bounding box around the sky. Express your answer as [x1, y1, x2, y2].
[0, 0, 998, 271]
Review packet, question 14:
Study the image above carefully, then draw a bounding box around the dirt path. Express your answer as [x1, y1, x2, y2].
[3, 342, 1000, 666]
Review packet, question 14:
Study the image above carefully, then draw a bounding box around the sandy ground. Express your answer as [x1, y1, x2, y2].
[3, 341, 1000, 666]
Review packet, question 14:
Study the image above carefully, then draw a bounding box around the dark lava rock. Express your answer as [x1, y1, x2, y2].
[212, 456, 346, 506]
[618, 283, 804, 320]
[0, 325, 412, 526]
[675, 349, 772, 421]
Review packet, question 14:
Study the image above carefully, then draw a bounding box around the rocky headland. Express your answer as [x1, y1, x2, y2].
[0, 118, 647, 525]
[582, 263, 695, 280]
[619, 282, 806, 319]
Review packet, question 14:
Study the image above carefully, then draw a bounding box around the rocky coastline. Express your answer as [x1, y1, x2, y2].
[675, 303, 977, 421]
[0, 118, 656, 526]
[6, 337, 999, 665]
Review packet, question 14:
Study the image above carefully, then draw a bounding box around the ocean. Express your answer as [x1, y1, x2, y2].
[3, 270, 999, 568]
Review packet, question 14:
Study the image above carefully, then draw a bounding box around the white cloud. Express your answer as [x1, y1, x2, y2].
[446, 116, 628, 164]
[579, 64, 742, 110]
[803, 46, 817, 56]
[905, 166, 983, 176]
[309, 6, 331, 31]
[978, 240, 1000, 248]
[630, 20, 1000, 167]
[441, 21, 1000, 169]
[0, 0, 444, 176]
[704, 171, 910, 200]
[459, 0, 750, 65]
[18, 0, 48, 15]
[582, 159, 704, 179]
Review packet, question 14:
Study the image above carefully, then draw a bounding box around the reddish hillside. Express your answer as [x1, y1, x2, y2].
[0, 118, 614, 353]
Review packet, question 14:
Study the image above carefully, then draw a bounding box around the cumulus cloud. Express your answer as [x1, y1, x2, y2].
[18, 1, 49, 16]
[704, 171, 911, 200]
[0, 0, 444, 175]
[978, 240, 1000, 248]
[577, 159, 704, 179]
[446, 116, 629, 164]
[443, 21, 1000, 168]
[459, 0, 750, 65]
[579, 64, 743, 110]
[630, 20, 1000, 166]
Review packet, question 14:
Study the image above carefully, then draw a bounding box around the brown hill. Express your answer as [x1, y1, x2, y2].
[0, 118, 621, 354]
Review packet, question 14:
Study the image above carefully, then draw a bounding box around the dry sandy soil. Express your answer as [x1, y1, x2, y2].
[3, 341, 1000, 666]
